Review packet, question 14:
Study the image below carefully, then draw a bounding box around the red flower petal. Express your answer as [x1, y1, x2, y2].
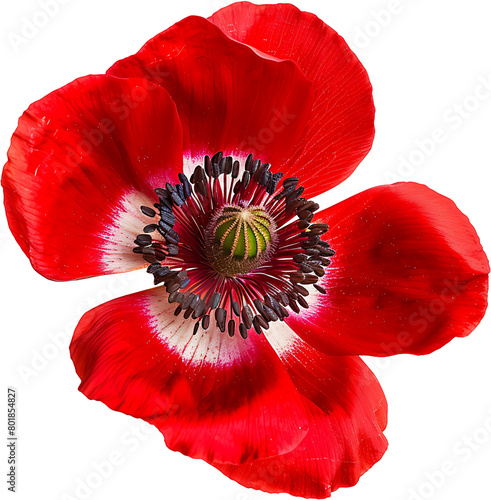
[286, 183, 489, 356]
[70, 287, 309, 464]
[210, 2, 375, 196]
[107, 16, 313, 172]
[212, 328, 388, 498]
[2, 75, 183, 280]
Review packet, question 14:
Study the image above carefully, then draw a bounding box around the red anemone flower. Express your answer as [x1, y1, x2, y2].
[2, 3, 489, 498]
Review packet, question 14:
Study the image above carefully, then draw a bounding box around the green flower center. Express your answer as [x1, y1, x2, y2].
[206, 205, 276, 276]
[215, 206, 272, 259]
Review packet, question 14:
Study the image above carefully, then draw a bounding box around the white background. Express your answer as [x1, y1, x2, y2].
[1, 1, 491, 499]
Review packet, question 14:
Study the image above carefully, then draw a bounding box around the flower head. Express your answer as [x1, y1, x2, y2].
[2, 2, 489, 498]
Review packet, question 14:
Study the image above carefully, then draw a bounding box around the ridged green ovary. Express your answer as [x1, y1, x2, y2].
[215, 208, 271, 259]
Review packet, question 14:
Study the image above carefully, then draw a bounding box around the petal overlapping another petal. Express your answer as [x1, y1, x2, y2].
[211, 325, 388, 498]
[108, 16, 314, 173]
[210, 2, 375, 196]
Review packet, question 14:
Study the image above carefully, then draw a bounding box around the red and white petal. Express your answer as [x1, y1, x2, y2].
[212, 324, 388, 499]
[70, 287, 309, 464]
[107, 16, 313, 173]
[210, 3, 375, 196]
[286, 182, 489, 356]
[2, 75, 183, 280]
